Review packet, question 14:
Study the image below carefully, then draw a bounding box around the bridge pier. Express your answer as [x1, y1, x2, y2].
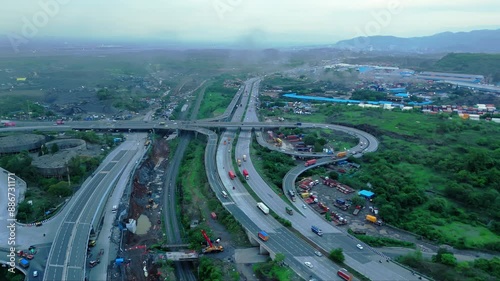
[259, 245, 270, 256]
[246, 229, 260, 246]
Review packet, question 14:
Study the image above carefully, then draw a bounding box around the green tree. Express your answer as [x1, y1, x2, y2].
[440, 253, 457, 267]
[350, 195, 365, 207]
[50, 143, 59, 154]
[47, 182, 72, 197]
[329, 248, 345, 263]
[328, 171, 339, 180]
[303, 135, 316, 145]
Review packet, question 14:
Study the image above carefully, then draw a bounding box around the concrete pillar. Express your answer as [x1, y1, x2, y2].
[246, 230, 260, 246]
[259, 245, 269, 255]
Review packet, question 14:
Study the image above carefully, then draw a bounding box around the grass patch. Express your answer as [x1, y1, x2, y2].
[435, 222, 499, 249]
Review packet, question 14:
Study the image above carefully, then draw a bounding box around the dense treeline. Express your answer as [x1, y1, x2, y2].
[398, 249, 500, 281]
[432, 53, 500, 83]
[252, 139, 296, 190]
[332, 108, 500, 251]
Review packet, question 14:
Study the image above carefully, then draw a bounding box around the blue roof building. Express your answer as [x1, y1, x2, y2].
[358, 190, 375, 199]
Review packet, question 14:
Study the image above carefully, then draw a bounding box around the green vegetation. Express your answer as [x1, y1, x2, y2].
[0, 268, 24, 281]
[397, 249, 500, 281]
[198, 257, 223, 281]
[326, 106, 500, 251]
[329, 248, 345, 263]
[253, 253, 295, 281]
[197, 78, 239, 119]
[178, 139, 250, 248]
[348, 230, 416, 248]
[432, 53, 500, 83]
[251, 136, 296, 191]
[4, 132, 114, 223]
[351, 90, 388, 101]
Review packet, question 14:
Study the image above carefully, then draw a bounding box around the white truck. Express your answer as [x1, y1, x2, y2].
[257, 202, 269, 215]
[243, 155, 247, 162]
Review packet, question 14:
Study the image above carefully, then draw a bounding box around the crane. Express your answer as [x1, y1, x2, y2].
[200, 230, 224, 254]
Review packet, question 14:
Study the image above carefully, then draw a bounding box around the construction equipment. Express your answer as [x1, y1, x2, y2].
[201, 230, 224, 253]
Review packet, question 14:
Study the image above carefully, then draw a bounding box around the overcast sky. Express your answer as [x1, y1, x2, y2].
[1, 0, 499, 46]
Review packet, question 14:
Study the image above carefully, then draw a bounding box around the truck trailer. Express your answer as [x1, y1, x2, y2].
[337, 268, 353, 281]
[257, 202, 269, 215]
[311, 225, 323, 236]
[366, 214, 383, 225]
[305, 159, 317, 166]
[258, 231, 269, 241]
[242, 169, 249, 180]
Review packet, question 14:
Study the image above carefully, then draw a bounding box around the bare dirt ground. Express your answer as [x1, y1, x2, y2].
[122, 138, 171, 281]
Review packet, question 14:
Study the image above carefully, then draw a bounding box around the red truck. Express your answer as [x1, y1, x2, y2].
[56, 119, 64, 125]
[305, 159, 317, 166]
[228, 171, 236, 180]
[242, 169, 249, 180]
[337, 268, 353, 281]
[3, 121, 16, 127]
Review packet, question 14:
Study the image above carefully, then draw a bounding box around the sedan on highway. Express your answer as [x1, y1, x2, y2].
[356, 244, 363, 250]
[314, 251, 322, 257]
[304, 261, 313, 268]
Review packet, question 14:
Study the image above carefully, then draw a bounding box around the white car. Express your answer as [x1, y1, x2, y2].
[304, 261, 313, 268]
[314, 251, 322, 257]
[33, 271, 38, 277]
[356, 244, 363, 250]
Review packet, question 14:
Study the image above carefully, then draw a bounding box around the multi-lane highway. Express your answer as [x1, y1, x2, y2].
[1, 75, 422, 281]
[43, 135, 146, 281]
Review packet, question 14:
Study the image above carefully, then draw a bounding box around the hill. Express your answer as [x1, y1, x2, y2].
[431, 53, 500, 83]
[334, 29, 500, 53]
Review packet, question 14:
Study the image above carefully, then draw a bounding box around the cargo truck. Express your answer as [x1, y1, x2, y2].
[237, 159, 242, 166]
[258, 231, 269, 241]
[257, 202, 269, 215]
[305, 159, 317, 166]
[242, 169, 249, 180]
[228, 171, 236, 180]
[366, 214, 383, 225]
[242, 155, 247, 161]
[336, 151, 347, 158]
[311, 225, 323, 236]
[337, 268, 353, 281]
[3, 121, 16, 127]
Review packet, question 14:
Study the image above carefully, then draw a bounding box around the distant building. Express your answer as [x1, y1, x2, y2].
[416, 71, 484, 83]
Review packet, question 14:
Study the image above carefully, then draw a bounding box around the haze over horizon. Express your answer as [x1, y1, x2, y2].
[1, 0, 499, 47]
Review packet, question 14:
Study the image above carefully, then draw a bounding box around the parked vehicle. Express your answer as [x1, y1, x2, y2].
[19, 258, 29, 268]
[228, 171, 236, 180]
[257, 202, 269, 215]
[366, 215, 383, 225]
[258, 230, 269, 241]
[211, 212, 217, 219]
[311, 225, 323, 236]
[201, 229, 224, 253]
[352, 205, 362, 216]
[337, 268, 353, 281]
[305, 159, 317, 166]
[242, 169, 249, 180]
